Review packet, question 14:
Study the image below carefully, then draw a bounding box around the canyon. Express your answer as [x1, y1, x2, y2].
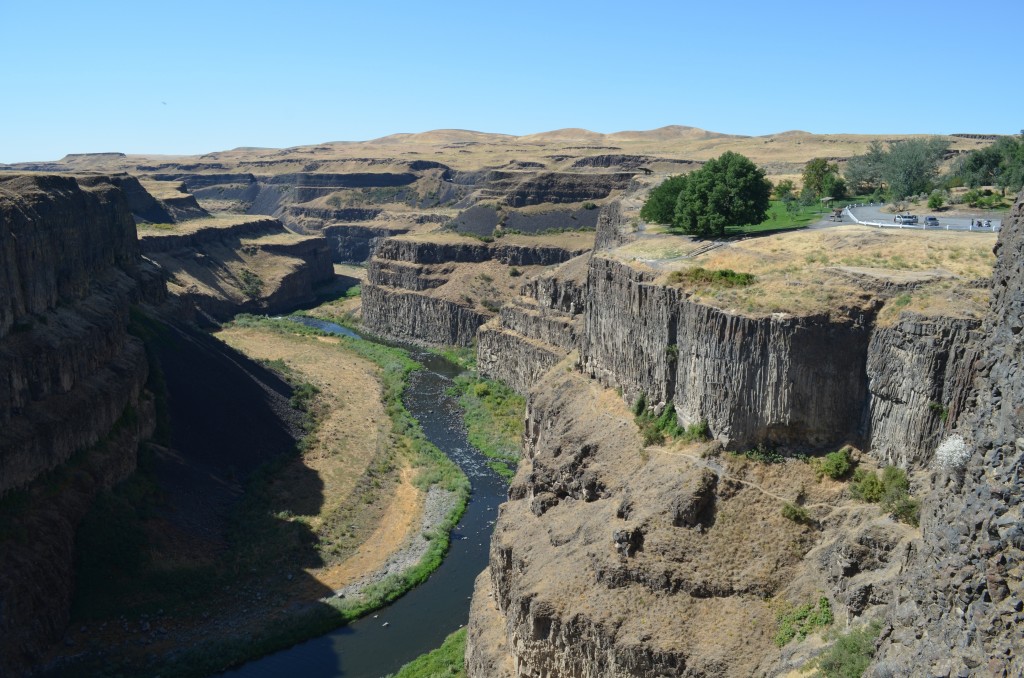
[0, 127, 1019, 677]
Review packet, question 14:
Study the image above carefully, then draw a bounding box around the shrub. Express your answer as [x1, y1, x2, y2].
[782, 502, 811, 524]
[633, 400, 697, 447]
[680, 420, 710, 443]
[237, 268, 264, 299]
[668, 267, 755, 287]
[739, 444, 785, 464]
[935, 434, 970, 470]
[632, 394, 647, 416]
[775, 597, 833, 646]
[508, 267, 522, 277]
[850, 466, 919, 526]
[817, 447, 852, 480]
[811, 620, 882, 678]
[927, 191, 945, 210]
[582, 201, 598, 210]
[849, 469, 884, 502]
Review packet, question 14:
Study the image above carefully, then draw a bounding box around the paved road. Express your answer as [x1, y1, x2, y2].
[847, 204, 1001, 232]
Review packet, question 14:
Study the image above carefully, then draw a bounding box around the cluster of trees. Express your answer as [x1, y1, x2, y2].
[954, 135, 1024, 192]
[639, 151, 771, 236]
[844, 138, 949, 200]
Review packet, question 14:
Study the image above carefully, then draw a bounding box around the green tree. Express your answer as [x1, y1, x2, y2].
[822, 174, 848, 200]
[956, 136, 1024, 192]
[671, 152, 771, 236]
[640, 174, 689, 224]
[802, 158, 840, 197]
[927, 191, 945, 209]
[882, 138, 948, 200]
[843, 140, 886, 195]
[774, 179, 796, 201]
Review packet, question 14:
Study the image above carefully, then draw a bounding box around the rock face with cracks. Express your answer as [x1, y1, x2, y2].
[871, 190, 1024, 677]
[0, 175, 157, 673]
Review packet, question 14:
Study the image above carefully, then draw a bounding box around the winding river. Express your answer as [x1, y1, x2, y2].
[223, 318, 507, 678]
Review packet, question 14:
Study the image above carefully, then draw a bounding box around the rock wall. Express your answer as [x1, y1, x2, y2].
[866, 313, 980, 468]
[373, 238, 586, 266]
[362, 284, 487, 346]
[0, 174, 157, 673]
[478, 255, 588, 394]
[363, 236, 591, 347]
[581, 257, 872, 450]
[0, 175, 153, 492]
[576, 255, 991, 462]
[873, 191, 1024, 677]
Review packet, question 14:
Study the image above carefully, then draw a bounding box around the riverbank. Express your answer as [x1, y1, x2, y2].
[44, 312, 469, 677]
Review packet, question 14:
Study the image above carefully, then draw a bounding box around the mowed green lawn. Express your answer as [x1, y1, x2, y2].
[725, 200, 828, 235]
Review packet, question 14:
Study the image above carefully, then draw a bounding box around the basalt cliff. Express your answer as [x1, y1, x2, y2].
[0, 173, 336, 674]
[463, 192, 1022, 676]
[0, 175, 159, 670]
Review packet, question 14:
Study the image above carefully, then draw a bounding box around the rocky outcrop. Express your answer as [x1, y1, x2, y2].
[0, 174, 158, 673]
[362, 284, 488, 346]
[138, 217, 334, 321]
[873, 190, 1024, 677]
[467, 367, 898, 678]
[363, 235, 592, 346]
[593, 200, 631, 251]
[865, 314, 981, 468]
[504, 172, 634, 207]
[373, 238, 587, 266]
[478, 256, 588, 393]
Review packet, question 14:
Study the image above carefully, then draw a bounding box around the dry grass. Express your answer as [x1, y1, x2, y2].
[215, 326, 424, 589]
[58, 128, 993, 179]
[607, 225, 997, 317]
[391, 229, 595, 250]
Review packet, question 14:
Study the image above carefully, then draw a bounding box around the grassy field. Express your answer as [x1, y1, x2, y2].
[639, 224, 998, 318]
[727, 200, 827, 234]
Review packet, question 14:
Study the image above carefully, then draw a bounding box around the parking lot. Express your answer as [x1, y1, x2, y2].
[846, 204, 1001, 232]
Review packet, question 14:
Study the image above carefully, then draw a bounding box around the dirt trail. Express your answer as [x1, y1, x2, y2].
[648, 445, 835, 511]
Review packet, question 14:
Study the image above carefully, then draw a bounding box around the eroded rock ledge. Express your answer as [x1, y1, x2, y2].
[362, 233, 592, 346]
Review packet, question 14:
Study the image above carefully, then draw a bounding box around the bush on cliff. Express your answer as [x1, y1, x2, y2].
[775, 596, 834, 646]
[849, 466, 919, 526]
[810, 620, 882, 678]
[669, 267, 755, 288]
[812, 447, 852, 480]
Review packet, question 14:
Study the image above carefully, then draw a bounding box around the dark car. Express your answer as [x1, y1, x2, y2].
[923, 216, 939, 228]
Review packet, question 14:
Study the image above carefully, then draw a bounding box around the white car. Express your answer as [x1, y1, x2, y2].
[894, 214, 919, 225]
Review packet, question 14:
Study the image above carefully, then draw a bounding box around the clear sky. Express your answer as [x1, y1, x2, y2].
[1, 0, 1020, 163]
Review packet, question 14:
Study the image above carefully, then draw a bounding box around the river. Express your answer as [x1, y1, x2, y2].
[222, 317, 507, 677]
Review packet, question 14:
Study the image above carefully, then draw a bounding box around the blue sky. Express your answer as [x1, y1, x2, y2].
[1, 0, 1020, 162]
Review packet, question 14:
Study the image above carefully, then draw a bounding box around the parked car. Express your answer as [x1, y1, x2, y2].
[923, 216, 939, 227]
[895, 214, 919, 225]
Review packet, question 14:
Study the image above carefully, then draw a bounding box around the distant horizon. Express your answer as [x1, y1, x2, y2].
[5, 124, 1014, 165]
[2, 0, 1021, 164]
